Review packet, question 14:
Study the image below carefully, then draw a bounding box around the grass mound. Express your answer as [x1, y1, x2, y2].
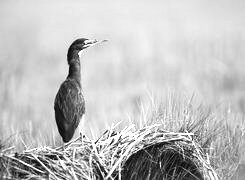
[0, 124, 218, 180]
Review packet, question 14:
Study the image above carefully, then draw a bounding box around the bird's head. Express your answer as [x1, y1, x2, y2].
[67, 38, 107, 64]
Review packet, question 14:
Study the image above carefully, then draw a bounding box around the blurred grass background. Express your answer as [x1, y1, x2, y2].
[0, 0, 244, 152]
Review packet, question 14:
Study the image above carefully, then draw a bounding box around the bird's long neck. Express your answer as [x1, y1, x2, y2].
[67, 50, 81, 84]
[68, 61, 81, 82]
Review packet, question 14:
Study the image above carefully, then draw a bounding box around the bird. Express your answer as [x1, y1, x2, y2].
[54, 38, 107, 143]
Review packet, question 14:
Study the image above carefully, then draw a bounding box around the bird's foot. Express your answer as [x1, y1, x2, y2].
[61, 143, 66, 152]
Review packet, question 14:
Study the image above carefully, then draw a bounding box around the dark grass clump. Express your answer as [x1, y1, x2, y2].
[121, 142, 204, 180]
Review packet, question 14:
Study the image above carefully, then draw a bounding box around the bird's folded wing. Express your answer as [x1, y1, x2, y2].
[54, 79, 85, 127]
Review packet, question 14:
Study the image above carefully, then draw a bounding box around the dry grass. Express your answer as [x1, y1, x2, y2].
[0, 125, 218, 180]
[0, 94, 244, 179]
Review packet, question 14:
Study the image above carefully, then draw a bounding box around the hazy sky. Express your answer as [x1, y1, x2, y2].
[1, 0, 244, 43]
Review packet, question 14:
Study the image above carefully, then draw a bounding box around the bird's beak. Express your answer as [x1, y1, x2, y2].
[83, 39, 108, 48]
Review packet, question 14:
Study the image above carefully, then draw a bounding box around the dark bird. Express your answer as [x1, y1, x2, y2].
[54, 38, 107, 143]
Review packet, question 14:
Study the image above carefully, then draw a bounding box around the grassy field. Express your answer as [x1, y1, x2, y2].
[0, 0, 245, 177]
